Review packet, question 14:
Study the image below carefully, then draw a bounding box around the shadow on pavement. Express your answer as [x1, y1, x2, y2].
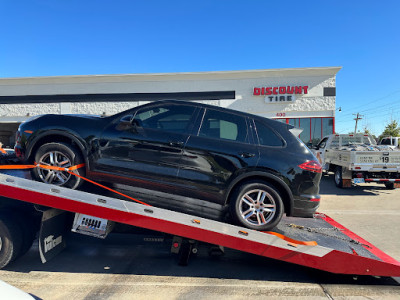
[3, 232, 399, 286]
[319, 173, 393, 197]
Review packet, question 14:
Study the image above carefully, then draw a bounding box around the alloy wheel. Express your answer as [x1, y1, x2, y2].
[37, 151, 72, 185]
[239, 189, 276, 227]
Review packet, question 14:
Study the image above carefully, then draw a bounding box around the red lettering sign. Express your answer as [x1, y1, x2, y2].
[253, 85, 308, 96]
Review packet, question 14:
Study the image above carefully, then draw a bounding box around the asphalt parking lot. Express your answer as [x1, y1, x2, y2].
[1, 174, 400, 299]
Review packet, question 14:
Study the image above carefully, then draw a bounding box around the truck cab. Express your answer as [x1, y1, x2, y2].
[378, 136, 400, 149]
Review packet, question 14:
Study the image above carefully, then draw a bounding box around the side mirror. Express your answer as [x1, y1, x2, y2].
[131, 118, 143, 128]
[130, 118, 144, 134]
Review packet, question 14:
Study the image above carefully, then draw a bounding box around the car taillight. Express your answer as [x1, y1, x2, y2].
[15, 130, 21, 144]
[298, 160, 322, 173]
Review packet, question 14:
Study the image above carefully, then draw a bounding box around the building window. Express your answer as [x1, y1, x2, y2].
[279, 117, 334, 145]
[311, 118, 322, 146]
[299, 118, 311, 143]
[322, 118, 334, 138]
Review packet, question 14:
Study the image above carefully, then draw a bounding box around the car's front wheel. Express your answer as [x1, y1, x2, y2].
[32, 142, 85, 189]
[229, 181, 284, 231]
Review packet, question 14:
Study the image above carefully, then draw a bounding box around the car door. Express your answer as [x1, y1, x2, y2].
[94, 103, 199, 191]
[177, 107, 259, 204]
[315, 137, 329, 167]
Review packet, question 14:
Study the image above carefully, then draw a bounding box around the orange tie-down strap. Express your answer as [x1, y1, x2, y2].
[0, 148, 6, 154]
[0, 163, 151, 206]
[264, 231, 318, 247]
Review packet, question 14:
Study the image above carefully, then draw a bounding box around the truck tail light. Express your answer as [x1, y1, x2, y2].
[299, 160, 322, 173]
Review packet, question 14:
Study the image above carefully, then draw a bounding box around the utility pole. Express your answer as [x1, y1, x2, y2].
[353, 113, 363, 133]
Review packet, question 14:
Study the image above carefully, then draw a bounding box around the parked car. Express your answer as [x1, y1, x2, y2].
[378, 136, 400, 150]
[14, 100, 322, 231]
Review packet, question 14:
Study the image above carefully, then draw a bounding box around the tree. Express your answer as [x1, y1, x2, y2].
[379, 120, 400, 139]
[363, 127, 377, 141]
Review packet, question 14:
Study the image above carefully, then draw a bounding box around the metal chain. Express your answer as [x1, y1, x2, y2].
[286, 223, 371, 248]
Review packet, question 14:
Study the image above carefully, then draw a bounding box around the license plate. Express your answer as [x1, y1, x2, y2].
[353, 178, 365, 184]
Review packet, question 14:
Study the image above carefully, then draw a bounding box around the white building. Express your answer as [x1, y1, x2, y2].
[0, 66, 341, 147]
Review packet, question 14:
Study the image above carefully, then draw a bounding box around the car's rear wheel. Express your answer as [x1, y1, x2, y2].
[32, 142, 85, 189]
[230, 181, 284, 231]
[384, 182, 396, 190]
[334, 166, 344, 188]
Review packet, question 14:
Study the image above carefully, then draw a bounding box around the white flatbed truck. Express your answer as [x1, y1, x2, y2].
[0, 152, 400, 277]
[313, 134, 400, 189]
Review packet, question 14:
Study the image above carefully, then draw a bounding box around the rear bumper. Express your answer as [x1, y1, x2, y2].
[291, 194, 320, 217]
[364, 178, 400, 182]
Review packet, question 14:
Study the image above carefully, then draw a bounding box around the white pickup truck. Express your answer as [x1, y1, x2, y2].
[378, 136, 400, 149]
[312, 134, 400, 189]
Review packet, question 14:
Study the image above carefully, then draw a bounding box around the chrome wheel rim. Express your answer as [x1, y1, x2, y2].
[38, 151, 72, 185]
[239, 189, 276, 227]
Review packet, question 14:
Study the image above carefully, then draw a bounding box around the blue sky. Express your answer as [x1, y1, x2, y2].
[1, 0, 399, 136]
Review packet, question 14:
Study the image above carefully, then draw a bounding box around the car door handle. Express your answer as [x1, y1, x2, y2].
[168, 141, 184, 147]
[239, 152, 255, 158]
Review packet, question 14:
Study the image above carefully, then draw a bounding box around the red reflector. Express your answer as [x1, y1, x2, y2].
[298, 160, 322, 173]
[310, 198, 320, 202]
[355, 167, 361, 170]
[173, 242, 179, 248]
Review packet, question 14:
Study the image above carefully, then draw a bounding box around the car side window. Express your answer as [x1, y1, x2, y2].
[254, 120, 284, 147]
[133, 104, 196, 134]
[199, 109, 248, 143]
[380, 138, 391, 145]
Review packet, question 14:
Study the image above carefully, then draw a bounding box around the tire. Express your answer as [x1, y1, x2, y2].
[229, 181, 284, 231]
[334, 166, 344, 188]
[0, 213, 23, 269]
[11, 213, 37, 259]
[32, 142, 85, 190]
[384, 182, 395, 190]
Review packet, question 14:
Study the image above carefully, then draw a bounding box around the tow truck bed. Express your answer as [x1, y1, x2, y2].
[0, 154, 399, 277]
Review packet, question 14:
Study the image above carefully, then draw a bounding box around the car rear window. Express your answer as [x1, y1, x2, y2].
[254, 120, 284, 147]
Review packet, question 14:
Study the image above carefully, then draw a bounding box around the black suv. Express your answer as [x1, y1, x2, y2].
[15, 100, 322, 230]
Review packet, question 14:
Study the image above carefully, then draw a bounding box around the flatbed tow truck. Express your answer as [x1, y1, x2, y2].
[0, 150, 400, 278]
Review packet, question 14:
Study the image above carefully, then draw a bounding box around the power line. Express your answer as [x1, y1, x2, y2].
[338, 90, 400, 113]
